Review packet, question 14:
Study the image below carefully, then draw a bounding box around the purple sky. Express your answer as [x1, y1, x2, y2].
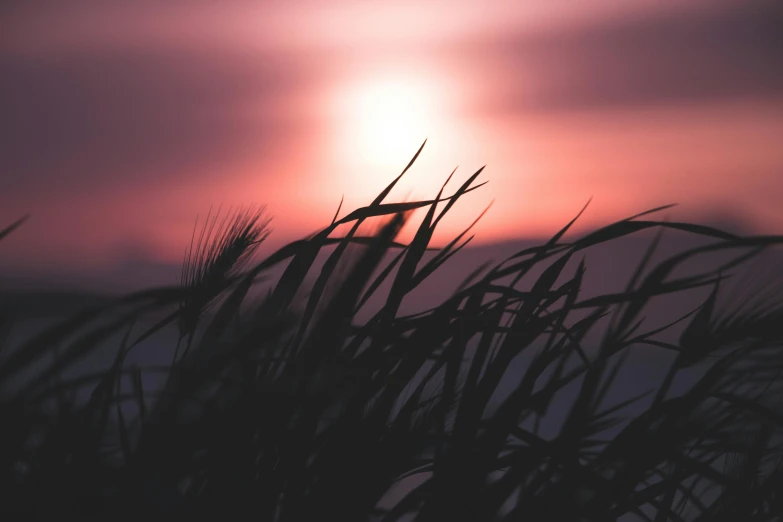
[1, 0, 782, 273]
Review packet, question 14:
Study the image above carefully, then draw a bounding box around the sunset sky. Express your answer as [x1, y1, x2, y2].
[2, 0, 782, 273]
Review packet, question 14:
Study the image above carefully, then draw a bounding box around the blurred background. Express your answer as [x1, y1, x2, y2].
[1, 0, 782, 287]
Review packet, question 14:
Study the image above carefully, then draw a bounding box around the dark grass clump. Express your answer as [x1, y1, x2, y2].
[177, 205, 271, 358]
[1, 142, 783, 521]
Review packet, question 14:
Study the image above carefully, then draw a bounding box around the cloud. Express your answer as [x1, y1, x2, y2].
[0, 45, 317, 198]
[479, 0, 783, 112]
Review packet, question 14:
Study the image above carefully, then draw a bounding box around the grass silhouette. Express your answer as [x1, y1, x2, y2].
[2, 141, 783, 521]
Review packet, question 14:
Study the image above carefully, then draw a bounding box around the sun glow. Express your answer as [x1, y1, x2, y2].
[337, 74, 443, 170]
[321, 69, 489, 233]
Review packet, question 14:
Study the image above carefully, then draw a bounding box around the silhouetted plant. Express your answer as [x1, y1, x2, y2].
[1, 142, 782, 521]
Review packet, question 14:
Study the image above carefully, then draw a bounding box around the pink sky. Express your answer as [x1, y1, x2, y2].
[1, 0, 782, 272]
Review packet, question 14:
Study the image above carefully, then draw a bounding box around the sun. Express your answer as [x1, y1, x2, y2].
[323, 69, 475, 206]
[338, 74, 441, 169]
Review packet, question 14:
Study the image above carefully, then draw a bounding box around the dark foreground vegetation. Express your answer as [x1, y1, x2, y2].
[2, 143, 783, 521]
